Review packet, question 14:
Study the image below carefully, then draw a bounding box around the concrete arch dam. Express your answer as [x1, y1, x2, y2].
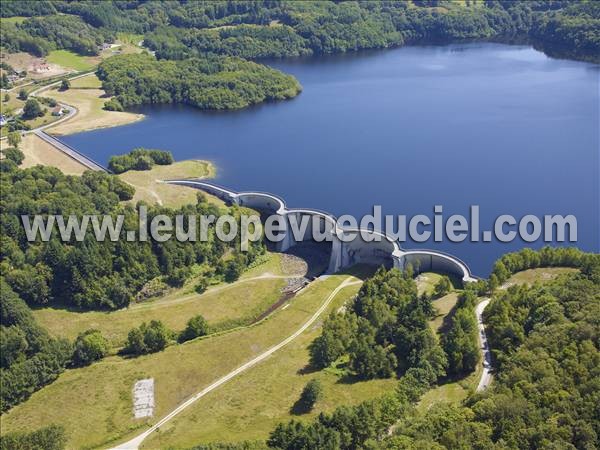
[166, 180, 478, 284]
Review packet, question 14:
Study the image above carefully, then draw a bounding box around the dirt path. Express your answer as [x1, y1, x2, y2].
[111, 276, 361, 450]
[129, 273, 306, 312]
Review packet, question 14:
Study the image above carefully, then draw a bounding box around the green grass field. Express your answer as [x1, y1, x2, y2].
[502, 267, 578, 286]
[46, 50, 95, 71]
[429, 292, 459, 335]
[142, 280, 395, 449]
[116, 32, 145, 46]
[118, 160, 221, 208]
[44, 74, 144, 135]
[33, 276, 287, 349]
[417, 365, 481, 413]
[0, 16, 28, 24]
[1, 274, 361, 449]
[416, 271, 462, 296]
[69, 75, 103, 88]
[33, 252, 288, 348]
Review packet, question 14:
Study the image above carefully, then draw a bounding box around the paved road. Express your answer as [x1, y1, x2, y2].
[476, 298, 492, 392]
[111, 277, 361, 450]
[2, 72, 93, 141]
[24, 72, 95, 134]
[33, 129, 107, 172]
[2, 72, 109, 171]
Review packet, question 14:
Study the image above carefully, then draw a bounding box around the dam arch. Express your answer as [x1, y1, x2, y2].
[164, 180, 477, 283]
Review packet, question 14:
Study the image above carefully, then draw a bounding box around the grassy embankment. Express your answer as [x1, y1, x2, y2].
[2, 274, 363, 449]
[4, 137, 218, 197]
[45, 34, 144, 72]
[33, 253, 290, 348]
[11, 134, 87, 175]
[142, 279, 393, 449]
[118, 160, 220, 208]
[5, 266, 579, 448]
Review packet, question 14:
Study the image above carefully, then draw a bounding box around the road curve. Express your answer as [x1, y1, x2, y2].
[476, 298, 492, 392]
[26, 72, 95, 135]
[110, 276, 361, 450]
[0, 72, 94, 142]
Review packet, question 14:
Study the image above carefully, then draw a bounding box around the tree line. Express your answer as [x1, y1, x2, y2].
[1, 2, 598, 63]
[96, 53, 301, 111]
[137, 1, 599, 63]
[108, 148, 174, 174]
[1, 13, 113, 57]
[1, 162, 264, 311]
[0, 280, 72, 413]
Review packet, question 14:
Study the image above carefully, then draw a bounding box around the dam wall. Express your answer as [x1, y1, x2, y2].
[165, 180, 478, 283]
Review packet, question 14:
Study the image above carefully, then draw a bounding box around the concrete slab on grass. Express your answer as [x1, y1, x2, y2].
[133, 378, 154, 419]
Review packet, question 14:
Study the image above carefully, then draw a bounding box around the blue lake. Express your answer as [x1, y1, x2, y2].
[62, 43, 599, 276]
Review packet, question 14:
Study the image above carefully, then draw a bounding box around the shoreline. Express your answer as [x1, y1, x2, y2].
[42, 74, 146, 136]
[48, 112, 146, 137]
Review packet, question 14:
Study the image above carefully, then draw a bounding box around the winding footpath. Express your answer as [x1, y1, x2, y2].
[111, 276, 361, 450]
[475, 298, 492, 392]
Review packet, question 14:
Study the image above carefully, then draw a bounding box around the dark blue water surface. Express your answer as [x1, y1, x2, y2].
[63, 43, 599, 276]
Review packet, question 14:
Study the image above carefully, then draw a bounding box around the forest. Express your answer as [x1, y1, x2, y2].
[1, 1, 599, 63]
[1, 13, 113, 57]
[2, 1, 598, 114]
[309, 268, 448, 383]
[96, 53, 301, 111]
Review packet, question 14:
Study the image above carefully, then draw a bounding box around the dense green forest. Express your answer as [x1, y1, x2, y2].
[1, 1, 599, 63]
[0, 280, 71, 412]
[97, 53, 301, 111]
[0, 163, 264, 311]
[2, 1, 597, 114]
[0, 159, 264, 411]
[1, 13, 113, 57]
[108, 148, 174, 174]
[309, 268, 447, 383]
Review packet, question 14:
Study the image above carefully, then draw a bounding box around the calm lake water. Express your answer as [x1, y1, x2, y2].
[63, 43, 599, 276]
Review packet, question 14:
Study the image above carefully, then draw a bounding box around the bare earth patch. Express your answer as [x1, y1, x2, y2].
[1, 52, 70, 80]
[11, 134, 87, 175]
[133, 379, 155, 419]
